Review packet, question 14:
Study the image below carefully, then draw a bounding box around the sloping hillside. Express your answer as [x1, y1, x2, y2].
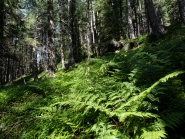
[0, 23, 185, 139]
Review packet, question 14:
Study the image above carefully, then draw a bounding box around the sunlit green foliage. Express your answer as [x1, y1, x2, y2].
[0, 23, 185, 139]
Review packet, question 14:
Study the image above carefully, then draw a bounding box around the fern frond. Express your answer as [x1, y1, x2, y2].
[91, 121, 121, 139]
[116, 112, 158, 122]
[141, 130, 167, 139]
[140, 118, 167, 139]
[161, 112, 184, 129]
[122, 71, 184, 110]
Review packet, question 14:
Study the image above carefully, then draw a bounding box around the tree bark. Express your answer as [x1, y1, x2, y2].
[137, 0, 144, 35]
[178, 0, 185, 25]
[6, 57, 12, 85]
[68, 0, 75, 68]
[47, 0, 56, 76]
[87, 0, 91, 59]
[32, 9, 38, 82]
[59, 13, 65, 69]
[144, 0, 164, 38]
[42, 30, 48, 71]
[91, 1, 99, 57]
[127, 0, 135, 39]
[90, 0, 95, 45]
[0, 1, 4, 87]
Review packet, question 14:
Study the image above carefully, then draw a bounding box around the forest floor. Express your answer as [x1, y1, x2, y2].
[0, 23, 185, 139]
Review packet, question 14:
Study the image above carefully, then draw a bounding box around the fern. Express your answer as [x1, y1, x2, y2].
[161, 112, 184, 129]
[140, 118, 167, 139]
[40, 70, 184, 139]
[141, 130, 167, 139]
[91, 117, 121, 139]
[1, 23, 185, 139]
[122, 71, 184, 111]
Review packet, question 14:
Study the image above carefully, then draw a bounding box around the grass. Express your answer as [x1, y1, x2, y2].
[0, 23, 185, 139]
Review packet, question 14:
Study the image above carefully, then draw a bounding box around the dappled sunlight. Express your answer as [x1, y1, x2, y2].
[1, 23, 185, 138]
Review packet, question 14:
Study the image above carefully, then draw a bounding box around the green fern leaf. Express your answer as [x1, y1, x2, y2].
[141, 130, 167, 139]
[161, 112, 184, 129]
[122, 71, 184, 110]
[116, 112, 158, 122]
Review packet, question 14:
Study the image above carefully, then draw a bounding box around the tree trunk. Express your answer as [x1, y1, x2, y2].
[42, 30, 48, 71]
[32, 10, 38, 82]
[133, 1, 138, 37]
[6, 57, 12, 85]
[0, 1, 4, 49]
[59, 13, 65, 69]
[144, 0, 164, 38]
[91, 2, 99, 57]
[178, 0, 185, 25]
[47, 0, 56, 76]
[145, 5, 151, 34]
[137, 0, 143, 35]
[32, 47, 38, 82]
[68, 0, 75, 68]
[87, 0, 91, 59]
[127, 0, 135, 39]
[90, 0, 95, 45]
[0, 1, 4, 87]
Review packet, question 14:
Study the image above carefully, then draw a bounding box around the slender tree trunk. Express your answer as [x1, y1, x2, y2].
[68, 0, 75, 68]
[137, 0, 142, 35]
[13, 40, 17, 80]
[32, 10, 38, 82]
[178, 0, 185, 25]
[144, 0, 164, 38]
[59, 13, 65, 69]
[119, 0, 123, 21]
[87, 0, 91, 59]
[6, 57, 12, 85]
[90, 0, 95, 45]
[48, 0, 56, 76]
[9, 59, 13, 85]
[42, 30, 48, 71]
[132, 0, 138, 37]
[145, 5, 151, 34]
[0, 1, 4, 87]
[91, 2, 99, 57]
[0, 1, 4, 49]
[127, 0, 135, 39]
[76, 23, 81, 62]
[32, 47, 38, 81]
[73, 19, 81, 62]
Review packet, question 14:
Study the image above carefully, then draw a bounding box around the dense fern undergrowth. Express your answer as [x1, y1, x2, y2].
[1, 23, 185, 139]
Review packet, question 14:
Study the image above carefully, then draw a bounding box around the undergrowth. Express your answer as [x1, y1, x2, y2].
[0, 23, 185, 139]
